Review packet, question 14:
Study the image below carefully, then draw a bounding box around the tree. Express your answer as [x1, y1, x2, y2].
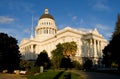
[20, 60, 33, 70]
[83, 58, 93, 70]
[102, 44, 112, 67]
[51, 43, 64, 69]
[60, 57, 73, 69]
[112, 14, 120, 37]
[102, 14, 120, 69]
[51, 41, 77, 69]
[62, 41, 77, 59]
[0, 33, 21, 72]
[35, 50, 51, 69]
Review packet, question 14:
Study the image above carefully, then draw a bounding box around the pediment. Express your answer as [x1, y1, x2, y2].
[92, 28, 99, 35]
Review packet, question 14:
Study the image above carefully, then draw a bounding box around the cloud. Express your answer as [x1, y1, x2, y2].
[106, 33, 112, 38]
[58, 24, 70, 29]
[94, 23, 113, 40]
[89, 0, 110, 11]
[95, 23, 111, 30]
[0, 28, 28, 43]
[93, 2, 109, 10]
[72, 16, 77, 20]
[80, 19, 84, 24]
[24, 28, 32, 34]
[0, 28, 19, 38]
[0, 16, 14, 24]
[8, 1, 34, 14]
[77, 28, 92, 32]
[68, 14, 77, 20]
[0, 28, 14, 33]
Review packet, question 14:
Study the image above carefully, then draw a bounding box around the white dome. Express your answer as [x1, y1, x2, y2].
[35, 8, 58, 41]
[36, 18, 57, 30]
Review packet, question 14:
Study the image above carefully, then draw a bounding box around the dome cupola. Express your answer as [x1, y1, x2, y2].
[35, 8, 58, 41]
[40, 8, 54, 20]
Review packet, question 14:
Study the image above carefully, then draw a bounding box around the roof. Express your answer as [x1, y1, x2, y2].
[39, 8, 54, 20]
[39, 14, 54, 20]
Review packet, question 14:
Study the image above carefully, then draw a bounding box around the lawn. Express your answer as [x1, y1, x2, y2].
[27, 70, 82, 79]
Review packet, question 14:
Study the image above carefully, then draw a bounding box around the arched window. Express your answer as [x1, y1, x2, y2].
[53, 30, 54, 34]
[55, 30, 56, 33]
[44, 22, 46, 25]
[44, 29, 46, 34]
[46, 29, 48, 34]
[49, 29, 51, 34]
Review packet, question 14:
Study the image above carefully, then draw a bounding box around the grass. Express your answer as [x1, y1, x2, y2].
[27, 70, 82, 79]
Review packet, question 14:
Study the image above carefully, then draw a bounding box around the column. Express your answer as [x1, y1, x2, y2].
[50, 29, 52, 34]
[86, 41, 89, 57]
[90, 39, 93, 57]
[97, 40, 99, 57]
[54, 29, 55, 34]
[42, 28, 44, 34]
[88, 40, 90, 57]
[31, 45, 33, 52]
[94, 39, 97, 57]
[48, 28, 50, 34]
[99, 41, 102, 57]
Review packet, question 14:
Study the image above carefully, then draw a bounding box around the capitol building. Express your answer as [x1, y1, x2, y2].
[19, 8, 107, 63]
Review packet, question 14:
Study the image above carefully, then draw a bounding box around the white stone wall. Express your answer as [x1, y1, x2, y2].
[19, 27, 107, 61]
[19, 9, 108, 62]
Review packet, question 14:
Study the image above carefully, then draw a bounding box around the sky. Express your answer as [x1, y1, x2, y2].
[0, 0, 120, 44]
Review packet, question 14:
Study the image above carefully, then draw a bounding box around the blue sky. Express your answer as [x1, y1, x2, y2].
[0, 0, 120, 44]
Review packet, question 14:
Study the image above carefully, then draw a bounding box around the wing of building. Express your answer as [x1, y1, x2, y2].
[19, 8, 107, 64]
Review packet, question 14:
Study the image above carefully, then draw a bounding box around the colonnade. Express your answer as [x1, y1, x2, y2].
[85, 39, 102, 58]
[36, 28, 57, 35]
[20, 45, 35, 52]
[20, 44, 36, 60]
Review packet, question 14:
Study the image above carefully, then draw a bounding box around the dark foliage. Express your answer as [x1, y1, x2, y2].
[102, 14, 120, 70]
[0, 33, 21, 72]
[60, 57, 73, 69]
[20, 60, 34, 70]
[72, 61, 83, 70]
[83, 58, 93, 70]
[35, 50, 51, 69]
[102, 44, 112, 67]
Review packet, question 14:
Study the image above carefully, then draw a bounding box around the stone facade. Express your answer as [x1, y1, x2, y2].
[19, 8, 107, 64]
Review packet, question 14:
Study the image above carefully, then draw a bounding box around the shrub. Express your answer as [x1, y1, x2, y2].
[27, 66, 40, 75]
[83, 58, 93, 70]
[73, 61, 83, 70]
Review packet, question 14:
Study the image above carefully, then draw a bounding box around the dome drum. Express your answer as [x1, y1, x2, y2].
[37, 18, 56, 28]
[36, 27, 57, 35]
[35, 8, 57, 38]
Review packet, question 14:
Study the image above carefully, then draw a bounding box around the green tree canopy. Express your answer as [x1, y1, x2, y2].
[51, 43, 64, 69]
[51, 41, 77, 69]
[62, 41, 77, 58]
[0, 33, 21, 72]
[35, 50, 51, 69]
